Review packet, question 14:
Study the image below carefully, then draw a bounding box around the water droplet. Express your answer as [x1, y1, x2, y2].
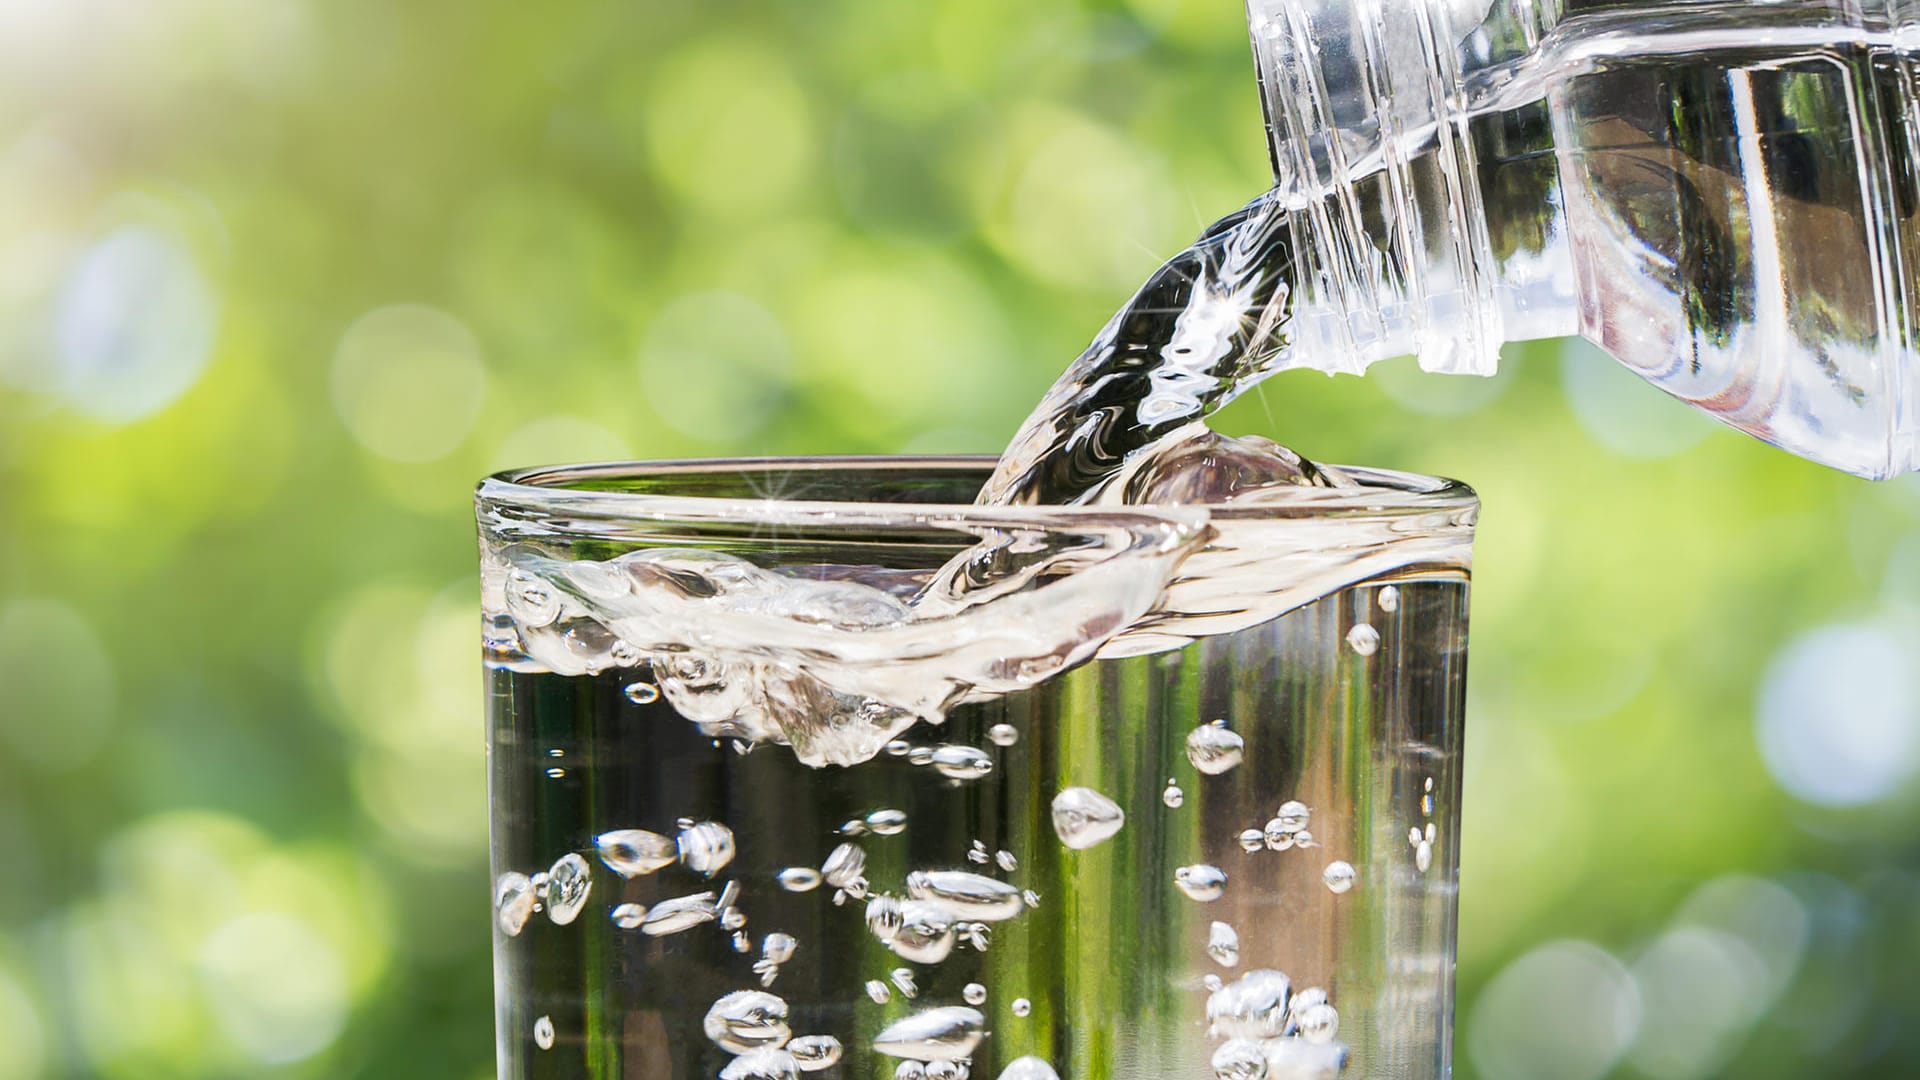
[930, 745, 993, 780]
[623, 680, 660, 705]
[640, 892, 718, 936]
[1050, 787, 1125, 849]
[611, 903, 649, 929]
[867, 809, 909, 835]
[926, 1063, 968, 1080]
[761, 933, 797, 966]
[908, 747, 935, 767]
[1011, 998, 1031, 1017]
[1296, 1002, 1340, 1043]
[1163, 780, 1185, 808]
[885, 740, 913, 757]
[891, 967, 919, 998]
[1175, 864, 1228, 902]
[963, 982, 987, 1005]
[866, 980, 892, 1004]
[1208, 921, 1241, 966]
[1210, 1039, 1267, 1080]
[1415, 839, 1433, 873]
[544, 853, 593, 925]
[678, 821, 737, 876]
[996, 849, 1018, 872]
[1322, 861, 1357, 894]
[778, 867, 823, 892]
[495, 872, 536, 936]
[506, 571, 561, 628]
[888, 900, 959, 964]
[1186, 721, 1246, 775]
[821, 843, 867, 888]
[906, 870, 1025, 921]
[866, 894, 904, 942]
[533, 1014, 556, 1050]
[1238, 829, 1265, 853]
[1346, 623, 1380, 656]
[988, 723, 1020, 747]
[594, 829, 678, 877]
[1378, 585, 1400, 612]
[703, 990, 792, 1054]
[997, 1056, 1059, 1080]
[721, 1048, 802, 1080]
[894, 1063, 926, 1080]
[871, 1006, 985, 1061]
[787, 1035, 843, 1072]
[1206, 969, 1292, 1039]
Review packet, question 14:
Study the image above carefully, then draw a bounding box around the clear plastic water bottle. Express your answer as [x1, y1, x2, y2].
[1245, 0, 1920, 478]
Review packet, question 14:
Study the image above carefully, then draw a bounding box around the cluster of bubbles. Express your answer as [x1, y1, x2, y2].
[704, 990, 845, 1077]
[1205, 970, 1349, 1080]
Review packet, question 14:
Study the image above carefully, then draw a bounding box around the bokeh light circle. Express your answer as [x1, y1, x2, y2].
[54, 225, 218, 423]
[0, 597, 115, 773]
[638, 291, 791, 442]
[1756, 623, 1920, 807]
[330, 304, 486, 463]
[1468, 940, 1642, 1080]
[198, 911, 349, 1065]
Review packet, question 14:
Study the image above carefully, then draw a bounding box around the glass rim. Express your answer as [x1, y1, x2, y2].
[476, 455, 1478, 528]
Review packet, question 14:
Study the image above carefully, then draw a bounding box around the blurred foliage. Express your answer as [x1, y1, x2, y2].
[2, 0, 1918, 1077]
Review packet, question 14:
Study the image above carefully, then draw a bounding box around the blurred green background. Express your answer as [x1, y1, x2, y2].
[2, 0, 1919, 1077]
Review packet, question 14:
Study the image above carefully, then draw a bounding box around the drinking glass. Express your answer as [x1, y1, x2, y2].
[476, 456, 1475, 1080]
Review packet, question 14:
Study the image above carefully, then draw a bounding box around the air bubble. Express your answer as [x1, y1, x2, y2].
[865, 894, 904, 942]
[1186, 721, 1246, 775]
[495, 872, 536, 936]
[1022, 889, 1041, 908]
[533, 1014, 556, 1050]
[867, 809, 908, 835]
[906, 870, 1025, 922]
[703, 990, 792, 1054]
[1346, 623, 1380, 656]
[1175, 864, 1228, 902]
[506, 571, 561, 628]
[1208, 921, 1241, 966]
[721, 1048, 802, 1080]
[1011, 998, 1031, 1017]
[611, 903, 648, 929]
[1273, 801, 1311, 834]
[544, 853, 593, 925]
[608, 640, 642, 668]
[968, 840, 990, 864]
[1296, 1002, 1340, 1043]
[1050, 787, 1125, 849]
[963, 982, 987, 1005]
[1204, 974, 1224, 992]
[891, 967, 919, 998]
[678, 821, 737, 876]
[996, 1058, 1060, 1080]
[1206, 969, 1292, 1039]
[838, 820, 868, 837]
[926, 1063, 968, 1080]
[640, 892, 719, 936]
[889, 901, 959, 964]
[996, 850, 1018, 872]
[1322, 861, 1357, 894]
[988, 723, 1020, 746]
[1238, 829, 1265, 853]
[778, 867, 823, 893]
[1210, 1039, 1267, 1080]
[908, 747, 935, 766]
[821, 843, 867, 888]
[596, 829, 678, 877]
[1162, 780, 1185, 808]
[894, 1063, 926, 1080]
[930, 745, 994, 780]
[885, 740, 912, 757]
[545, 767, 566, 779]
[961, 922, 992, 952]
[866, 980, 892, 1004]
[722, 907, 748, 931]
[871, 1006, 986, 1061]
[1416, 840, 1433, 873]
[762, 932, 796, 965]
[734, 932, 754, 953]
[787, 1035, 843, 1072]
[1288, 987, 1328, 1021]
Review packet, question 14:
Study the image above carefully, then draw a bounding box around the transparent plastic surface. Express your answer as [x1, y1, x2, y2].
[478, 458, 1475, 1080]
[1245, 0, 1920, 478]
